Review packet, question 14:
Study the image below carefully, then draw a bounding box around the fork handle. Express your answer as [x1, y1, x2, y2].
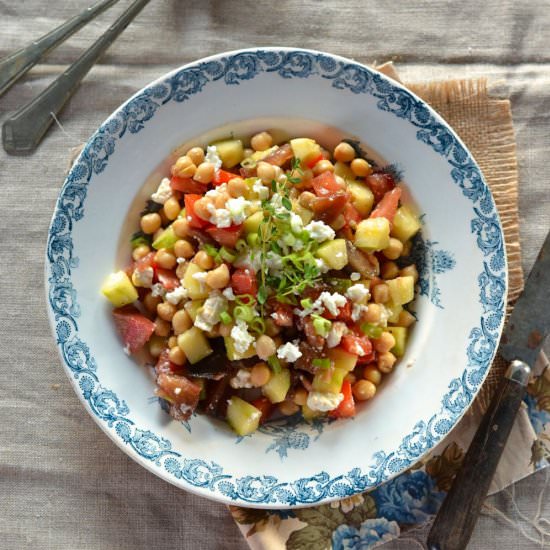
[2, 0, 150, 155]
[0, 0, 120, 98]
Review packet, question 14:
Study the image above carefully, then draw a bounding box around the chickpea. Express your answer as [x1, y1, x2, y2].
[214, 191, 228, 209]
[168, 335, 177, 348]
[250, 362, 272, 387]
[154, 317, 171, 337]
[157, 302, 177, 322]
[250, 131, 273, 152]
[298, 191, 316, 209]
[218, 322, 233, 337]
[374, 331, 396, 353]
[312, 159, 334, 176]
[333, 142, 356, 163]
[372, 283, 390, 304]
[152, 227, 164, 243]
[148, 338, 166, 358]
[378, 351, 397, 374]
[192, 197, 213, 221]
[143, 292, 162, 313]
[265, 318, 281, 337]
[353, 379, 377, 401]
[174, 239, 195, 259]
[364, 303, 382, 323]
[383, 238, 404, 260]
[132, 244, 150, 261]
[381, 261, 400, 280]
[292, 388, 308, 406]
[186, 146, 205, 165]
[205, 264, 230, 289]
[140, 213, 161, 234]
[345, 373, 357, 385]
[243, 147, 254, 159]
[155, 249, 177, 270]
[193, 250, 215, 270]
[255, 334, 277, 360]
[194, 162, 215, 184]
[163, 197, 181, 221]
[279, 400, 300, 416]
[350, 158, 373, 177]
[363, 365, 382, 385]
[169, 346, 186, 366]
[400, 264, 419, 283]
[171, 155, 196, 178]
[227, 177, 248, 198]
[172, 217, 190, 238]
[256, 161, 276, 183]
[172, 309, 192, 335]
[176, 262, 187, 279]
[397, 310, 416, 328]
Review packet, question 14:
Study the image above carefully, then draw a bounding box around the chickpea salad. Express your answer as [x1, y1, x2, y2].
[101, 132, 422, 436]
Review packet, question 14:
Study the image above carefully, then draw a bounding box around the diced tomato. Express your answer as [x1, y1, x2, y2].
[184, 194, 211, 229]
[305, 153, 324, 169]
[206, 224, 243, 248]
[340, 334, 373, 357]
[370, 187, 402, 223]
[311, 171, 344, 197]
[343, 203, 362, 226]
[157, 373, 201, 412]
[271, 302, 294, 327]
[262, 143, 293, 166]
[113, 305, 155, 354]
[126, 251, 156, 278]
[310, 192, 349, 222]
[365, 173, 396, 203]
[212, 169, 237, 186]
[329, 380, 356, 418]
[231, 268, 258, 297]
[155, 348, 183, 375]
[251, 397, 273, 424]
[170, 176, 208, 195]
[322, 300, 352, 322]
[156, 268, 180, 290]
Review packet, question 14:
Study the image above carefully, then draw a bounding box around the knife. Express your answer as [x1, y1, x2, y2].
[427, 230, 550, 550]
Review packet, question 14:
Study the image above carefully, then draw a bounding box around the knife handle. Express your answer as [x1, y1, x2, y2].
[427, 360, 530, 550]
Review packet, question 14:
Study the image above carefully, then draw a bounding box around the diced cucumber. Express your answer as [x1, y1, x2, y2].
[290, 138, 321, 163]
[354, 218, 390, 251]
[226, 396, 262, 436]
[386, 276, 415, 305]
[212, 139, 244, 169]
[391, 205, 421, 242]
[312, 367, 346, 394]
[315, 238, 348, 270]
[386, 326, 408, 357]
[152, 225, 178, 250]
[223, 336, 257, 361]
[326, 348, 358, 372]
[333, 161, 356, 180]
[182, 263, 209, 300]
[385, 301, 403, 324]
[250, 145, 278, 162]
[177, 327, 213, 364]
[292, 201, 314, 224]
[184, 299, 205, 321]
[348, 181, 375, 217]
[262, 368, 291, 403]
[101, 271, 138, 307]
[302, 402, 323, 421]
[243, 211, 264, 235]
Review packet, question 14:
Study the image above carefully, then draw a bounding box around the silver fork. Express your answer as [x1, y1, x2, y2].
[2, 0, 150, 155]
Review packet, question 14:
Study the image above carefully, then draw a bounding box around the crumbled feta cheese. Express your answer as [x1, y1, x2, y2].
[230, 319, 255, 354]
[351, 303, 368, 322]
[230, 368, 254, 389]
[290, 212, 304, 234]
[350, 272, 361, 281]
[252, 178, 270, 200]
[316, 291, 347, 316]
[174, 387, 182, 395]
[233, 250, 262, 272]
[165, 286, 188, 305]
[315, 258, 330, 273]
[205, 145, 222, 171]
[277, 341, 302, 363]
[151, 177, 173, 204]
[192, 271, 208, 292]
[205, 182, 227, 198]
[222, 287, 236, 300]
[176, 257, 186, 264]
[306, 391, 344, 412]
[327, 322, 347, 348]
[305, 220, 335, 243]
[346, 283, 370, 303]
[226, 196, 251, 225]
[265, 251, 283, 273]
[209, 207, 232, 228]
[132, 266, 154, 288]
[151, 283, 166, 298]
[292, 239, 304, 251]
[378, 305, 391, 327]
[194, 293, 227, 331]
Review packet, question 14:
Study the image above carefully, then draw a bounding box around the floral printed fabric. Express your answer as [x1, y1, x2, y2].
[230, 356, 550, 549]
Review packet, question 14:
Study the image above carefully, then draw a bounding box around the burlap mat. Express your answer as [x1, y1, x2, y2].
[377, 62, 523, 413]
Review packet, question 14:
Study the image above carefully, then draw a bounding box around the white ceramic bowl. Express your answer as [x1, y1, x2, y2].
[46, 48, 507, 508]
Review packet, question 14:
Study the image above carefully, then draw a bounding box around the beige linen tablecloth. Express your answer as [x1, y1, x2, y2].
[1, 1, 549, 549]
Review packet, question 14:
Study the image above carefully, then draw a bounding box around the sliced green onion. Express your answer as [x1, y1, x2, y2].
[312, 315, 332, 337]
[268, 355, 282, 374]
[241, 157, 257, 169]
[328, 278, 354, 292]
[360, 323, 383, 339]
[249, 317, 266, 334]
[312, 358, 331, 369]
[130, 231, 152, 249]
[234, 294, 256, 306]
[219, 247, 237, 263]
[300, 298, 313, 310]
[220, 311, 232, 325]
[235, 239, 247, 252]
[234, 305, 254, 323]
[203, 244, 219, 257]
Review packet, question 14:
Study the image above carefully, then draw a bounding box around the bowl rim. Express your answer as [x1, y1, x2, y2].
[45, 46, 507, 508]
